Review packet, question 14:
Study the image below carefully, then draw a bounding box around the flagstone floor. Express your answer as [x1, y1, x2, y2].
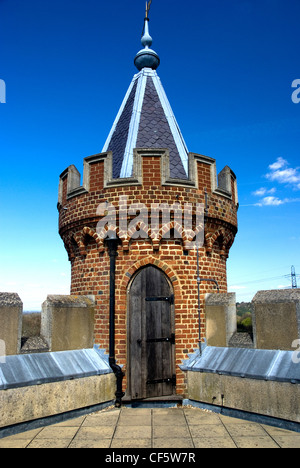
[1, 407, 300, 449]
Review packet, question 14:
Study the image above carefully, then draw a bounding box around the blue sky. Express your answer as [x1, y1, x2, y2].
[0, 0, 299, 310]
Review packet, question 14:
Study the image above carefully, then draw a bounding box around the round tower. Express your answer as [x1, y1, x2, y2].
[57, 11, 238, 400]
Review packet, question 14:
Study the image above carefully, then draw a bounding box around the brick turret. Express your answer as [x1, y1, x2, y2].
[57, 14, 238, 398]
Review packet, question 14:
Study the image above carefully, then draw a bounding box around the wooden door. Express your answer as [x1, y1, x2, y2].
[129, 266, 175, 400]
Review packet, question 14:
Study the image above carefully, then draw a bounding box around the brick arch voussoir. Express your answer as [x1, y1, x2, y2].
[127, 221, 151, 244]
[82, 226, 105, 252]
[119, 257, 182, 300]
[153, 221, 186, 251]
[64, 232, 78, 260]
[206, 228, 227, 254]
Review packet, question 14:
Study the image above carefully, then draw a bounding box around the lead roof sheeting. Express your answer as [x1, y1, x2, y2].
[0, 347, 112, 390]
[268, 351, 300, 383]
[183, 346, 300, 384]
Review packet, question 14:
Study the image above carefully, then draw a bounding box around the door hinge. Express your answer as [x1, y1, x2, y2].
[146, 333, 175, 344]
[145, 295, 174, 304]
[146, 375, 176, 386]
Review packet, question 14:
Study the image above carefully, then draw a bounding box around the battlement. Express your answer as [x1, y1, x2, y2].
[58, 150, 238, 260]
[58, 150, 238, 206]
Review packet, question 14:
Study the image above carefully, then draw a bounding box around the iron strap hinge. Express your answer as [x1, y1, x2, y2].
[145, 295, 174, 305]
[146, 333, 175, 344]
[146, 375, 176, 386]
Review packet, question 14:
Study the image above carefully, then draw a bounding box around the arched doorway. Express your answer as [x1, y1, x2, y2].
[128, 266, 176, 400]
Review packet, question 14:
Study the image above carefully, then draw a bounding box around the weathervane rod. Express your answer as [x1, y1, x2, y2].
[136, 0, 160, 70]
[142, 0, 152, 36]
[145, 0, 152, 19]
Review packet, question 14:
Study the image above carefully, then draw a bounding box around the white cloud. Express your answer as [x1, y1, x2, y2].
[268, 157, 288, 171]
[266, 157, 300, 189]
[250, 158, 300, 207]
[255, 196, 285, 207]
[267, 167, 300, 185]
[253, 187, 276, 197]
[255, 196, 300, 207]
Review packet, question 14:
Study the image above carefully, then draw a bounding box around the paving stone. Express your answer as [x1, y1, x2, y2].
[153, 424, 190, 439]
[51, 417, 85, 427]
[34, 426, 78, 439]
[113, 425, 152, 439]
[269, 435, 300, 449]
[69, 438, 111, 449]
[27, 438, 72, 449]
[118, 410, 151, 426]
[75, 426, 115, 440]
[189, 423, 230, 439]
[233, 436, 280, 449]
[1, 407, 300, 448]
[193, 437, 237, 449]
[225, 423, 267, 438]
[219, 414, 254, 425]
[0, 438, 32, 448]
[153, 438, 194, 449]
[83, 412, 120, 427]
[111, 438, 152, 448]
[184, 409, 222, 425]
[152, 408, 186, 426]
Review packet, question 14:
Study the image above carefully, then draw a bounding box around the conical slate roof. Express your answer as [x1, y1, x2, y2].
[102, 16, 189, 180]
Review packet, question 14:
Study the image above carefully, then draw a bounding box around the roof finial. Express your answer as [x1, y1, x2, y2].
[134, 1, 160, 71]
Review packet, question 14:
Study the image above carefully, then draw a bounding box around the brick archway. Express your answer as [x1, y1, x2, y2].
[119, 256, 182, 299]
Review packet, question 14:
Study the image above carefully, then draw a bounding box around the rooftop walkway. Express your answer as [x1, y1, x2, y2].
[0, 407, 300, 449]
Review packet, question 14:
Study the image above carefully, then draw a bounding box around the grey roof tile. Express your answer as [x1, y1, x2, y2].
[107, 81, 138, 178]
[102, 69, 189, 180]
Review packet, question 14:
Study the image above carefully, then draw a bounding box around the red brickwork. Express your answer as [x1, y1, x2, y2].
[58, 149, 238, 396]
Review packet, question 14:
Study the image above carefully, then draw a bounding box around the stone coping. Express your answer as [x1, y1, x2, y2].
[0, 293, 22, 307]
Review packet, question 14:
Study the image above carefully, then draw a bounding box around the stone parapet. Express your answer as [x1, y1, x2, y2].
[41, 295, 95, 352]
[205, 293, 237, 347]
[0, 293, 23, 356]
[252, 289, 300, 350]
[0, 347, 114, 429]
[183, 346, 300, 425]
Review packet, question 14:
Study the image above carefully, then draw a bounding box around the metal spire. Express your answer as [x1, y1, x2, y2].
[134, 1, 160, 71]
